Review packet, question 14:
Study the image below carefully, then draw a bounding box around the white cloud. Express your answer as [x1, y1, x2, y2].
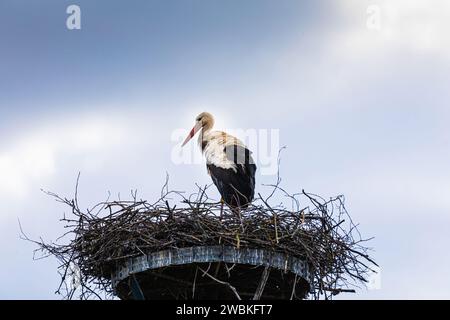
[247, 0, 450, 122]
[334, 0, 450, 58]
[0, 114, 132, 198]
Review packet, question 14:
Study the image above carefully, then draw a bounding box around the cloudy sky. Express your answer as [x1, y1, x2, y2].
[1, 0, 449, 299]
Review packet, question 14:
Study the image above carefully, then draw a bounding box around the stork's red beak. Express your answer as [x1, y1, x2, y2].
[181, 122, 202, 147]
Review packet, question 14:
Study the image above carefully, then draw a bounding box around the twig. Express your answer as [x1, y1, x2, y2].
[253, 266, 270, 300]
[198, 267, 241, 300]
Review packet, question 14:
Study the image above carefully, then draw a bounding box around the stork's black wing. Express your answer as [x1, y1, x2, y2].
[207, 145, 256, 208]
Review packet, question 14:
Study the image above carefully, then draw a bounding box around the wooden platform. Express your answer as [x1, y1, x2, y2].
[111, 246, 312, 300]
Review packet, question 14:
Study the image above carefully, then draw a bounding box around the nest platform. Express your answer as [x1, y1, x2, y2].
[27, 184, 377, 300]
[112, 246, 311, 300]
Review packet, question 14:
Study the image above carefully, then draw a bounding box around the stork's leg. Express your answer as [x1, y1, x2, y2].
[232, 206, 242, 220]
[220, 198, 224, 220]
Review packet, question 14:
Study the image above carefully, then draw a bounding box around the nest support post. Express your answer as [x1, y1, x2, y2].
[112, 246, 312, 300]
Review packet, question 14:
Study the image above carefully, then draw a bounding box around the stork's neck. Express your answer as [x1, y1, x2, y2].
[198, 127, 212, 151]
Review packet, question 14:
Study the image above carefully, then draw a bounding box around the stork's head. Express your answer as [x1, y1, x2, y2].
[181, 112, 214, 146]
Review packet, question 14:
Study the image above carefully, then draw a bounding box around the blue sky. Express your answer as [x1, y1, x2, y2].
[1, 0, 450, 299]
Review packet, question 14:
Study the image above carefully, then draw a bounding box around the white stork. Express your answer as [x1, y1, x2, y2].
[182, 112, 256, 209]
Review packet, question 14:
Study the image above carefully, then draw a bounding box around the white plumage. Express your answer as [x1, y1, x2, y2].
[200, 131, 243, 172]
[182, 112, 256, 209]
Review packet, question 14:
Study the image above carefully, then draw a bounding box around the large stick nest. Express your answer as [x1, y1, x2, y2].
[23, 175, 377, 300]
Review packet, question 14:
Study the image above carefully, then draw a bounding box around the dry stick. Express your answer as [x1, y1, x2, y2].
[192, 267, 198, 299]
[213, 262, 221, 277]
[253, 266, 270, 300]
[273, 212, 279, 244]
[225, 263, 236, 277]
[220, 200, 224, 221]
[200, 262, 212, 277]
[198, 267, 241, 300]
[323, 287, 356, 294]
[290, 274, 298, 300]
[258, 193, 279, 244]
